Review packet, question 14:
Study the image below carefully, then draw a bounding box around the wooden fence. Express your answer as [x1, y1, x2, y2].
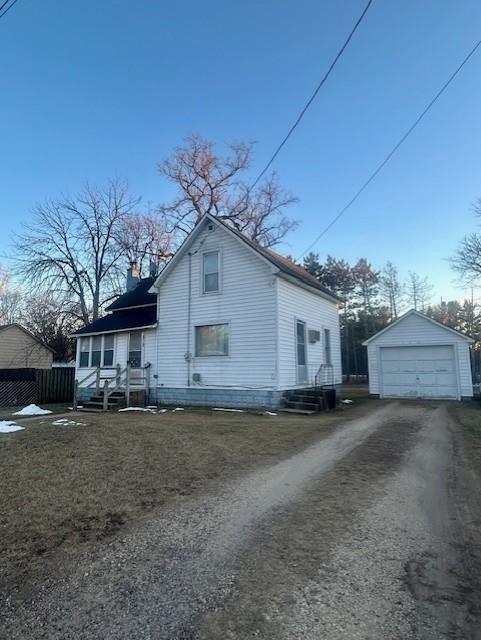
[0, 368, 75, 406]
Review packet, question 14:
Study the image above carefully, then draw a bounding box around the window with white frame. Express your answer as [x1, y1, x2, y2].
[91, 336, 102, 367]
[324, 328, 332, 365]
[79, 338, 90, 368]
[203, 251, 220, 293]
[78, 334, 115, 368]
[195, 324, 229, 356]
[103, 334, 114, 366]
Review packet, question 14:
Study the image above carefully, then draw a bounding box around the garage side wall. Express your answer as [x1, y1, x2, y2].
[366, 313, 473, 398]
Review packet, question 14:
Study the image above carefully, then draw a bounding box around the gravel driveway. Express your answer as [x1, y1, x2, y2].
[3, 401, 480, 639]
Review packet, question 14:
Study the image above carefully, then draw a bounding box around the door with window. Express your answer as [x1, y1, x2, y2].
[128, 331, 143, 384]
[296, 320, 308, 384]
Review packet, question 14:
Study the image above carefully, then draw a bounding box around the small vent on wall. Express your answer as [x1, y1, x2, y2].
[192, 372, 202, 383]
[308, 329, 321, 344]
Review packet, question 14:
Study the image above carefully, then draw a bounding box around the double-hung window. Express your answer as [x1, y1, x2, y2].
[203, 251, 220, 293]
[195, 324, 229, 356]
[91, 336, 102, 367]
[78, 334, 115, 368]
[103, 334, 114, 366]
[79, 338, 90, 368]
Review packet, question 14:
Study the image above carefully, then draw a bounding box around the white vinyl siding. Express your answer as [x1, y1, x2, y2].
[366, 312, 472, 399]
[277, 278, 341, 390]
[155, 223, 277, 389]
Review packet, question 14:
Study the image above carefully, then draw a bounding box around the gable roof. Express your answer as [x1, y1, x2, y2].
[71, 306, 157, 337]
[151, 214, 341, 303]
[106, 276, 156, 311]
[0, 323, 56, 353]
[362, 309, 474, 345]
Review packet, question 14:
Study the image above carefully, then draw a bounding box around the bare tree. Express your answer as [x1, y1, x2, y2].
[380, 262, 403, 320]
[158, 134, 298, 247]
[21, 293, 80, 361]
[0, 268, 21, 324]
[13, 180, 140, 324]
[116, 210, 175, 277]
[405, 271, 433, 311]
[451, 199, 481, 285]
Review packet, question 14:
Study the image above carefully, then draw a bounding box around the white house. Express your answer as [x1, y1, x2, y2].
[363, 309, 473, 400]
[72, 214, 342, 409]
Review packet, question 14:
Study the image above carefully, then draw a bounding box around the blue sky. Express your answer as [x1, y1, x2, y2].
[1, 0, 481, 302]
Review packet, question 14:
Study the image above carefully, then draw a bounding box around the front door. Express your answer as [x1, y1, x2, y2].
[128, 331, 143, 385]
[296, 320, 308, 384]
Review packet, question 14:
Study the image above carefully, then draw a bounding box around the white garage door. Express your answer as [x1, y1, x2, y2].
[380, 345, 458, 399]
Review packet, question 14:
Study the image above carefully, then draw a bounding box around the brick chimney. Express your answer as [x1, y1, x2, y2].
[126, 260, 140, 291]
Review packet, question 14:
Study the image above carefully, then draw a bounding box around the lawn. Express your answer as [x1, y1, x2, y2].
[0, 400, 374, 596]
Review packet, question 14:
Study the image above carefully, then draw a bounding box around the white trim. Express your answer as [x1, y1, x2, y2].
[295, 318, 308, 384]
[362, 309, 474, 345]
[72, 324, 157, 338]
[194, 321, 231, 358]
[201, 248, 222, 295]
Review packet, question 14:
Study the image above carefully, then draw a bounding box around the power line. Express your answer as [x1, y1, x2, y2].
[297, 37, 481, 260]
[249, 0, 374, 191]
[0, 0, 19, 20]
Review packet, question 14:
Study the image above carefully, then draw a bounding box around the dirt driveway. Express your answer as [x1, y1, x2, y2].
[2, 401, 481, 639]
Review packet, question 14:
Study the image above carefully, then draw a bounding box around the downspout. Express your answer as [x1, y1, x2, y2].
[186, 252, 193, 387]
[185, 237, 207, 388]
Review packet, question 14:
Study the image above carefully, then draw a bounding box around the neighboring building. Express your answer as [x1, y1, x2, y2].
[363, 309, 473, 400]
[0, 324, 54, 369]
[72, 214, 342, 409]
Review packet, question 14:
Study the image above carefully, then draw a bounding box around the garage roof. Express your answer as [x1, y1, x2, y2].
[362, 309, 474, 345]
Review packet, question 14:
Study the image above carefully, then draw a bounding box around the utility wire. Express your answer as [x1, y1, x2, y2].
[0, 0, 19, 20]
[298, 37, 481, 260]
[249, 0, 374, 191]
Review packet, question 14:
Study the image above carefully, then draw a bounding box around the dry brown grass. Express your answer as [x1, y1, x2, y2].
[0, 401, 376, 592]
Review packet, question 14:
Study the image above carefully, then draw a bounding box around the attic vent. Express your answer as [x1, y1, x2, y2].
[308, 329, 321, 344]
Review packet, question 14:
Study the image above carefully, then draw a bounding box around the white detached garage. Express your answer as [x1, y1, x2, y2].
[363, 309, 473, 400]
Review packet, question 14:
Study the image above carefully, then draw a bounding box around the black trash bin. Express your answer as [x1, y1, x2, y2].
[323, 388, 337, 410]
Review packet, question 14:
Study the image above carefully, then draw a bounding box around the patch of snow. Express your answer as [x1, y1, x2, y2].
[13, 404, 52, 416]
[158, 409, 169, 413]
[0, 421, 24, 433]
[173, 407, 185, 411]
[52, 419, 86, 426]
[118, 407, 155, 413]
[265, 411, 277, 416]
[213, 407, 244, 413]
[68, 406, 83, 410]
[341, 399, 353, 404]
